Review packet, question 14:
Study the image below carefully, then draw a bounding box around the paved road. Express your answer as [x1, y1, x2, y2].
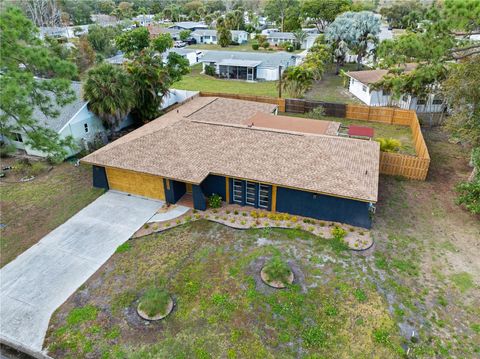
[0, 191, 163, 354]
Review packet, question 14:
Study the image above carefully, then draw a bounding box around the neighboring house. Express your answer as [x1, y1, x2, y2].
[200, 51, 297, 81]
[267, 32, 319, 50]
[106, 49, 202, 66]
[190, 29, 248, 44]
[147, 25, 181, 40]
[168, 21, 208, 31]
[132, 14, 155, 26]
[82, 96, 379, 228]
[164, 48, 203, 65]
[90, 14, 118, 27]
[38, 25, 89, 39]
[6, 82, 133, 158]
[345, 66, 445, 113]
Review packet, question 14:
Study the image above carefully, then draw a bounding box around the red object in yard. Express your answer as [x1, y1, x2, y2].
[348, 125, 374, 139]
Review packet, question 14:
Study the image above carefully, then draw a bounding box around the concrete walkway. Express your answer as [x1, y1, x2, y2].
[0, 191, 163, 354]
[148, 205, 190, 223]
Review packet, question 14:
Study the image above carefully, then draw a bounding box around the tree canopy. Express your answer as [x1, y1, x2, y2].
[301, 0, 352, 32]
[0, 7, 77, 161]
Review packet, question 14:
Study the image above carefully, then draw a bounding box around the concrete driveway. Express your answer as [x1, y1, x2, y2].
[0, 191, 163, 354]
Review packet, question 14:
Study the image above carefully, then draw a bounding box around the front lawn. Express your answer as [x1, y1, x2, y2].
[45, 221, 403, 358]
[173, 64, 279, 97]
[44, 128, 480, 358]
[0, 161, 103, 267]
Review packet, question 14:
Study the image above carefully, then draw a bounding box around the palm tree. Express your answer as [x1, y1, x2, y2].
[83, 63, 135, 132]
[293, 30, 307, 50]
[279, 66, 314, 98]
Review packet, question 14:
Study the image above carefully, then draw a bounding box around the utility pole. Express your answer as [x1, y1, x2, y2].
[278, 65, 283, 98]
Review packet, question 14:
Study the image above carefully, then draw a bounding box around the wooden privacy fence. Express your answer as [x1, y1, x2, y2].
[199, 92, 430, 181]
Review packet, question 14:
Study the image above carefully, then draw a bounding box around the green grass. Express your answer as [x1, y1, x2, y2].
[66, 305, 99, 326]
[305, 63, 363, 104]
[0, 162, 103, 267]
[450, 272, 475, 293]
[187, 40, 303, 53]
[45, 221, 403, 358]
[138, 287, 171, 317]
[173, 64, 278, 97]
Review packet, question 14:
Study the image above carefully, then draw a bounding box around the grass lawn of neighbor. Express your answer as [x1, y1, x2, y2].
[305, 63, 363, 104]
[0, 160, 103, 267]
[173, 63, 278, 97]
[44, 130, 480, 359]
[187, 40, 304, 54]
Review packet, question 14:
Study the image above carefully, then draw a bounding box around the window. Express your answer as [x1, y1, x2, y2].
[402, 95, 409, 102]
[432, 95, 443, 105]
[246, 182, 256, 205]
[84, 123, 89, 133]
[417, 98, 426, 105]
[362, 85, 367, 92]
[382, 89, 391, 96]
[233, 179, 243, 203]
[11, 132, 23, 143]
[258, 184, 270, 209]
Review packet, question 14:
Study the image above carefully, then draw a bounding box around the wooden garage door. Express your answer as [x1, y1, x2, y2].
[106, 167, 165, 200]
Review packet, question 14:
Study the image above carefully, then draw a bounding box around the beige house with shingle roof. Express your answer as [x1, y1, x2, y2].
[82, 97, 379, 228]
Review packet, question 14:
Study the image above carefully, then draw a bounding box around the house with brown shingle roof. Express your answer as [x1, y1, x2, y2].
[346, 64, 445, 114]
[82, 97, 379, 228]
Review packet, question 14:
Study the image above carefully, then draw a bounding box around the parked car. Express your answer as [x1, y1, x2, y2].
[185, 37, 197, 45]
[174, 41, 187, 48]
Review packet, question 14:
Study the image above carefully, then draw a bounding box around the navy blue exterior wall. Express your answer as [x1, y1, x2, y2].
[228, 178, 272, 211]
[164, 179, 186, 204]
[201, 175, 226, 200]
[192, 184, 207, 210]
[92, 166, 109, 190]
[276, 187, 372, 228]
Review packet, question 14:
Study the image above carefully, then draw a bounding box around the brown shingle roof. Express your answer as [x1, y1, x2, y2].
[82, 97, 379, 202]
[346, 63, 418, 84]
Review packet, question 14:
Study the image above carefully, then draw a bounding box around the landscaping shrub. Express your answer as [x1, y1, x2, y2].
[261, 41, 270, 49]
[138, 288, 171, 317]
[208, 193, 222, 208]
[252, 42, 259, 50]
[377, 137, 402, 153]
[331, 226, 347, 239]
[0, 142, 16, 158]
[263, 256, 291, 284]
[204, 64, 216, 77]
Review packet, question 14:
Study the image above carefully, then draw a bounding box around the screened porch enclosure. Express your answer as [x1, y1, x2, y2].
[217, 59, 261, 81]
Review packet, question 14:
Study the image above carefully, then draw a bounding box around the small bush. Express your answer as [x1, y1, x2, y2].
[138, 288, 171, 317]
[331, 226, 347, 239]
[252, 42, 259, 50]
[263, 256, 291, 284]
[234, 210, 239, 215]
[242, 211, 247, 216]
[143, 223, 149, 229]
[12, 159, 46, 177]
[306, 106, 326, 119]
[290, 216, 298, 223]
[226, 210, 231, 214]
[377, 138, 402, 153]
[250, 210, 258, 218]
[152, 223, 158, 230]
[204, 64, 216, 76]
[176, 219, 181, 224]
[209, 195, 222, 209]
[240, 220, 246, 225]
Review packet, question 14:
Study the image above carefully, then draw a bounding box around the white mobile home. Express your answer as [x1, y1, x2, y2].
[267, 32, 319, 50]
[200, 51, 297, 81]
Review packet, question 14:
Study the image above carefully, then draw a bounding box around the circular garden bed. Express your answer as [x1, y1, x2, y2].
[260, 257, 294, 289]
[137, 288, 174, 321]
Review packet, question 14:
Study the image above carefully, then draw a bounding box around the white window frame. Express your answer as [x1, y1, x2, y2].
[362, 84, 367, 92]
[233, 179, 243, 204]
[246, 181, 256, 206]
[258, 184, 270, 209]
